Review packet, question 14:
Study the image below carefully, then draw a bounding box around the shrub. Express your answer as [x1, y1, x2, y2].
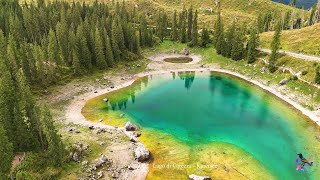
[290, 75, 298, 81]
[16, 171, 35, 180]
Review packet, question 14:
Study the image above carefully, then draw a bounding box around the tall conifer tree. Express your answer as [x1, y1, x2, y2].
[269, 21, 282, 73]
[187, 6, 193, 41]
[171, 10, 178, 41]
[94, 28, 107, 69]
[247, 28, 258, 64]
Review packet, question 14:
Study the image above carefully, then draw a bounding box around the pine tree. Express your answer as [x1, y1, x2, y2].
[157, 10, 164, 41]
[0, 124, 13, 176]
[231, 28, 245, 61]
[6, 34, 19, 77]
[247, 28, 258, 64]
[190, 10, 198, 47]
[105, 35, 114, 67]
[187, 6, 193, 41]
[214, 10, 225, 55]
[200, 26, 210, 48]
[171, 10, 178, 41]
[76, 24, 92, 71]
[216, 30, 225, 55]
[19, 42, 34, 83]
[225, 22, 236, 58]
[41, 106, 64, 167]
[180, 7, 187, 43]
[56, 22, 69, 65]
[161, 13, 168, 41]
[214, 10, 223, 47]
[139, 15, 148, 47]
[111, 16, 124, 60]
[257, 13, 264, 33]
[113, 16, 126, 51]
[72, 48, 82, 75]
[95, 28, 107, 69]
[283, 11, 291, 30]
[269, 21, 282, 73]
[9, 15, 25, 45]
[0, 31, 17, 149]
[47, 29, 60, 67]
[16, 69, 42, 151]
[309, 4, 317, 26]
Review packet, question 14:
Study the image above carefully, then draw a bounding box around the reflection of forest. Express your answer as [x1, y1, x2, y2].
[108, 76, 149, 110]
[209, 72, 270, 127]
[107, 72, 198, 111]
[177, 71, 195, 90]
[105, 72, 274, 129]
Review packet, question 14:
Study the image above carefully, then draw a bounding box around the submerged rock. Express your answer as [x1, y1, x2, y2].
[124, 121, 139, 131]
[133, 131, 141, 137]
[134, 144, 150, 162]
[103, 98, 109, 102]
[188, 174, 212, 180]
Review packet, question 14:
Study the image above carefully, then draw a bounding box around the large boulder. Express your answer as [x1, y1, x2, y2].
[279, 79, 289, 85]
[70, 143, 85, 162]
[134, 144, 150, 162]
[124, 121, 139, 131]
[92, 155, 109, 168]
[72, 151, 81, 162]
[189, 174, 212, 180]
[180, 48, 190, 56]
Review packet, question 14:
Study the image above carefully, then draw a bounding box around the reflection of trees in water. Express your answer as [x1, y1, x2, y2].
[209, 74, 218, 93]
[172, 72, 176, 79]
[178, 71, 195, 90]
[108, 76, 149, 110]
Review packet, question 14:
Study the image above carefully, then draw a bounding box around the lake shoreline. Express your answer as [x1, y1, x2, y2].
[64, 53, 319, 179]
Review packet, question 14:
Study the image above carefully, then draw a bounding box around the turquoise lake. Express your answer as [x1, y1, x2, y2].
[83, 71, 320, 179]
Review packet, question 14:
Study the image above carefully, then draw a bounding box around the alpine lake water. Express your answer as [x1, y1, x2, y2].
[82, 71, 320, 179]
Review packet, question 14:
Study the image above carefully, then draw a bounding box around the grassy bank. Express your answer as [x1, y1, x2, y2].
[260, 23, 320, 56]
[144, 41, 320, 110]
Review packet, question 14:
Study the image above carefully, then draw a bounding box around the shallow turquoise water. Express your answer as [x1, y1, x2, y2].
[100, 72, 318, 179]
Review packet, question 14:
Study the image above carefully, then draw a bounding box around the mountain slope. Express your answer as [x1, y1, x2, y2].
[260, 23, 320, 57]
[133, 0, 308, 27]
[29, 0, 307, 27]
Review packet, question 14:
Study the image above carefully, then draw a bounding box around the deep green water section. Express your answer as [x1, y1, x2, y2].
[91, 72, 319, 179]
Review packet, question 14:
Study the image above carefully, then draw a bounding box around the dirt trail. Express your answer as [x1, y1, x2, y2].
[258, 48, 320, 62]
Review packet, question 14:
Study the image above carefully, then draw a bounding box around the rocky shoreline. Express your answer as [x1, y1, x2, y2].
[62, 53, 320, 179]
